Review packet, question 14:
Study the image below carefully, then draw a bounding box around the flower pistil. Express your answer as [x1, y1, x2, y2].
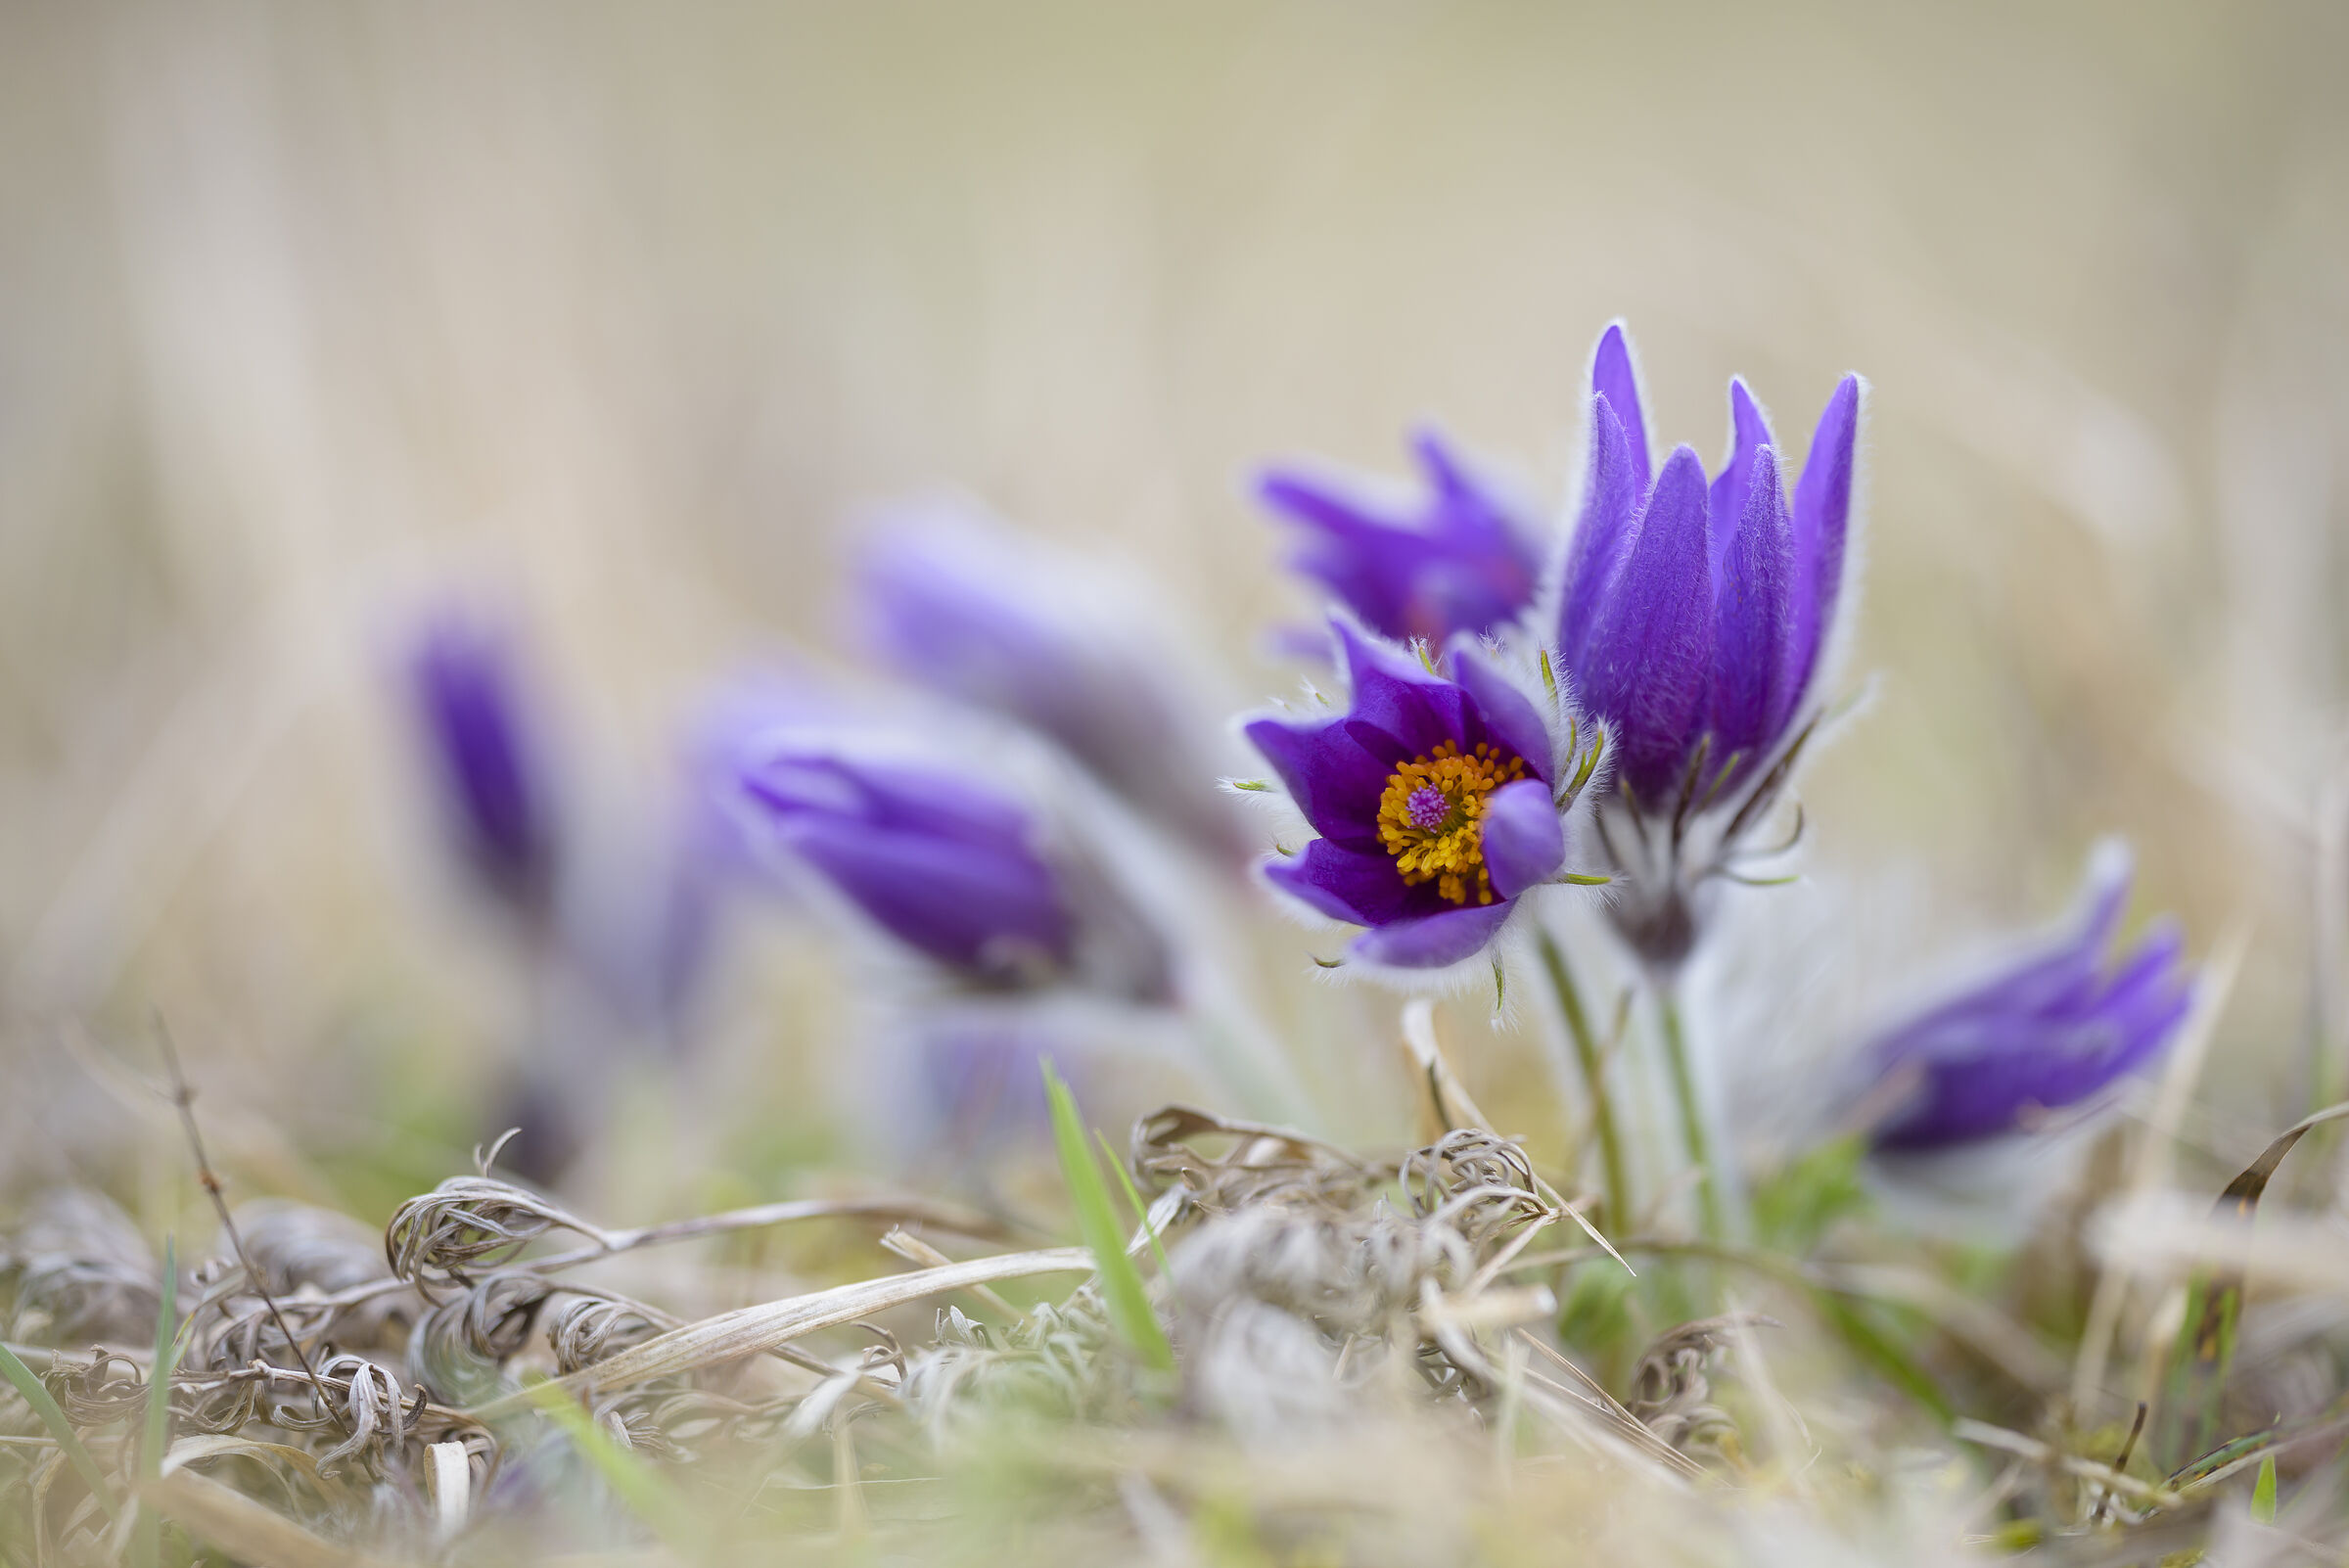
[1376, 741, 1528, 905]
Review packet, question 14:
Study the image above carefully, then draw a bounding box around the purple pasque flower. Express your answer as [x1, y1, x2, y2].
[407, 612, 557, 919]
[722, 698, 1176, 1002]
[1260, 430, 1543, 645]
[856, 500, 1248, 860]
[1865, 844, 2193, 1152]
[739, 749, 1076, 988]
[1244, 622, 1591, 970]
[1559, 323, 1862, 809]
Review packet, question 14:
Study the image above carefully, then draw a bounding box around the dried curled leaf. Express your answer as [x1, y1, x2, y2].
[385, 1177, 607, 1298]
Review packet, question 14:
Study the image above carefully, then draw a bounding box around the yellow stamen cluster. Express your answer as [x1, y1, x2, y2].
[1375, 741, 1528, 905]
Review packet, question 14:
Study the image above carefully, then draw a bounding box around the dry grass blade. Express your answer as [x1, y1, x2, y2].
[2149, 1097, 2349, 1468]
[141, 1468, 412, 1568]
[1512, 1330, 1707, 1481]
[1952, 1418, 2184, 1510]
[154, 1021, 348, 1438]
[473, 1248, 1091, 1413]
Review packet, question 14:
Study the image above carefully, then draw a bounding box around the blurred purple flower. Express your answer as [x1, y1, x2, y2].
[407, 613, 557, 919]
[738, 750, 1075, 987]
[1245, 623, 1585, 969]
[857, 504, 1248, 859]
[1259, 431, 1543, 644]
[1865, 845, 2193, 1152]
[1558, 323, 1862, 806]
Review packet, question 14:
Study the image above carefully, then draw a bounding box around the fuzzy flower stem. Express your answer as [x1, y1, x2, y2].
[1534, 927, 1630, 1235]
[1657, 985, 1727, 1246]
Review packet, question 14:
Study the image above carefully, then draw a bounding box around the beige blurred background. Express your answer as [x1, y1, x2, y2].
[4, 2, 2346, 1215]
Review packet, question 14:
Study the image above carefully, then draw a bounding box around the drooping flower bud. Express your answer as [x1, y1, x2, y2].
[1862, 844, 2192, 1152]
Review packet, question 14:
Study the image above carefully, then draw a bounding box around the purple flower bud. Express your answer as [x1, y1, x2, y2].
[739, 749, 1076, 987]
[1559, 323, 1863, 807]
[407, 613, 557, 918]
[1260, 430, 1543, 644]
[856, 503, 1248, 860]
[1865, 845, 2193, 1152]
[1244, 622, 1580, 969]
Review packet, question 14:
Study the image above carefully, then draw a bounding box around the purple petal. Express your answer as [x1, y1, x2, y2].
[784, 820, 1072, 972]
[1481, 779, 1565, 900]
[410, 617, 555, 910]
[1449, 646, 1555, 784]
[1706, 378, 1777, 582]
[1574, 446, 1718, 802]
[1707, 445, 1794, 769]
[1351, 900, 1514, 968]
[1260, 470, 1431, 641]
[1591, 324, 1651, 501]
[1244, 714, 1391, 853]
[1260, 436, 1540, 643]
[1560, 393, 1642, 673]
[1785, 375, 1862, 715]
[1337, 622, 1472, 760]
[1264, 839, 1420, 926]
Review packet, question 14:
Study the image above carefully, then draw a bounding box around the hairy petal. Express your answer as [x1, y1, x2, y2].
[1591, 323, 1652, 501]
[1560, 393, 1643, 673]
[1243, 715, 1391, 853]
[1707, 378, 1777, 583]
[1264, 840, 1420, 926]
[1708, 445, 1794, 769]
[1573, 446, 1718, 802]
[1337, 622, 1472, 760]
[1350, 900, 1515, 969]
[1786, 375, 1862, 715]
[1449, 646, 1556, 785]
[1480, 779, 1566, 900]
[782, 820, 1072, 972]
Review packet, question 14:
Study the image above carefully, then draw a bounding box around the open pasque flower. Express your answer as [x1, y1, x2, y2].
[1243, 623, 1596, 969]
[1559, 324, 1861, 808]
[1864, 844, 2193, 1152]
[1259, 431, 1543, 645]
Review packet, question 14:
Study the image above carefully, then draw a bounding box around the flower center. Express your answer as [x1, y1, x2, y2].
[1376, 740, 1528, 906]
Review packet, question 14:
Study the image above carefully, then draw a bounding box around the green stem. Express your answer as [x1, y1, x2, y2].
[1534, 927, 1631, 1235]
[1657, 986, 1727, 1245]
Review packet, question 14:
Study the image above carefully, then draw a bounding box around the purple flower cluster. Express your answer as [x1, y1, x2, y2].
[386, 310, 2198, 1184]
[1241, 322, 1860, 971]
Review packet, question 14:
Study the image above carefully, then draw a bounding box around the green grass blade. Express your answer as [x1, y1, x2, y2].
[526, 1377, 702, 1555]
[132, 1234, 181, 1568]
[0, 1342, 118, 1521]
[2157, 1101, 2349, 1468]
[1095, 1128, 1174, 1285]
[1043, 1062, 1174, 1372]
[2251, 1453, 2278, 1523]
